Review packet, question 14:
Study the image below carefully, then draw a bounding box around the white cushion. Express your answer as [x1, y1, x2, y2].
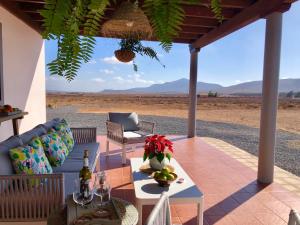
[123, 131, 142, 139]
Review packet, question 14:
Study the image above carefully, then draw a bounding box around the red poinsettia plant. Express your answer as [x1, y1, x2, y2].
[143, 135, 174, 163]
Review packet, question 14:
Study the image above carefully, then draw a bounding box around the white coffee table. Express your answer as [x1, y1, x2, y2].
[130, 158, 204, 225]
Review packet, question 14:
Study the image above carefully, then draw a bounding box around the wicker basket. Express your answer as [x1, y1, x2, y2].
[101, 1, 152, 40]
[114, 49, 135, 63]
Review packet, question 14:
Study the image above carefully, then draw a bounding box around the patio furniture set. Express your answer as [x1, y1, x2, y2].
[0, 113, 299, 225]
[0, 112, 202, 224]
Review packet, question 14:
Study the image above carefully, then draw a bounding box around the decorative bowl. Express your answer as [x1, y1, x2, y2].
[154, 172, 178, 187]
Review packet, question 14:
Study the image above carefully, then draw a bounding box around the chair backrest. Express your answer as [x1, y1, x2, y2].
[145, 192, 172, 225]
[108, 112, 139, 131]
[288, 210, 300, 225]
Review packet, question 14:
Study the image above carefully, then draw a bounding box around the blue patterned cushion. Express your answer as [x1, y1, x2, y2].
[54, 119, 74, 153]
[40, 131, 69, 167]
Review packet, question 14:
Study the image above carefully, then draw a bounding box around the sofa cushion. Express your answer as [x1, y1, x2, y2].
[9, 144, 52, 175]
[123, 131, 148, 144]
[28, 137, 53, 174]
[0, 136, 23, 175]
[108, 112, 139, 131]
[53, 119, 74, 152]
[41, 118, 61, 131]
[40, 131, 69, 167]
[18, 125, 47, 144]
[53, 143, 99, 173]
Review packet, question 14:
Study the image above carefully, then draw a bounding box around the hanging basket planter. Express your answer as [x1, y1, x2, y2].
[101, 1, 152, 40]
[114, 49, 136, 63]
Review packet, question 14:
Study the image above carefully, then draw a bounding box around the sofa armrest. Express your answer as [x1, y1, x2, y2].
[106, 121, 124, 143]
[71, 127, 97, 144]
[138, 120, 155, 134]
[0, 173, 64, 221]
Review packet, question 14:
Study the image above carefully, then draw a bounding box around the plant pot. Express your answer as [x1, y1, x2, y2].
[114, 49, 135, 62]
[149, 157, 166, 171]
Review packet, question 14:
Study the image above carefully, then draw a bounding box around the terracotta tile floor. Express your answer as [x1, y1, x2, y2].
[97, 135, 300, 225]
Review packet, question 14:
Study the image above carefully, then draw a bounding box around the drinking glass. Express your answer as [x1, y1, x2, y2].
[93, 171, 111, 207]
[73, 178, 93, 207]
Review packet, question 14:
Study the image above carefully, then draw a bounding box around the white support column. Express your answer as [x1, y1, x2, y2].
[188, 46, 200, 138]
[257, 12, 283, 183]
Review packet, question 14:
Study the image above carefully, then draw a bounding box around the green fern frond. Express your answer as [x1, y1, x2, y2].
[211, 0, 224, 22]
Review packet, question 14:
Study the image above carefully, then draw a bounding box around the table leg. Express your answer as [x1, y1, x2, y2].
[136, 201, 143, 225]
[197, 197, 204, 225]
[12, 118, 19, 135]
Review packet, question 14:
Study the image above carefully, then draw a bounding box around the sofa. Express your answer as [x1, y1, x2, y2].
[0, 118, 100, 221]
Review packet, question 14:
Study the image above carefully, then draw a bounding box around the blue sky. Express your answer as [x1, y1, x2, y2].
[46, 2, 300, 92]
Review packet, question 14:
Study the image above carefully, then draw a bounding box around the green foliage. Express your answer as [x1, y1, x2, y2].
[41, 0, 223, 81]
[41, 0, 110, 81]
[118, 39, 165, 71]
[208, 91, 218, 97]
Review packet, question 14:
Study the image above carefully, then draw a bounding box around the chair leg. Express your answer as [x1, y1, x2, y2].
[106, 140, 109, 157]
[122, 144, 126, 165]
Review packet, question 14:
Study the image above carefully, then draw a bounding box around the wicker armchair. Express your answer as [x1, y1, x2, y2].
[106, 112, 155, 164]
[0, 127, 97, 222]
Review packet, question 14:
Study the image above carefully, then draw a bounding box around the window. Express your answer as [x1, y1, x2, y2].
[0, 23, 3, 105]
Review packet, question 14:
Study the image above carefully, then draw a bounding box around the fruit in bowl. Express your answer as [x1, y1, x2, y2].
[153, 168, 178, 187]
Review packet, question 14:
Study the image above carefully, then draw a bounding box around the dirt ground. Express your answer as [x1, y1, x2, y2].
[47, 93, 300, 134]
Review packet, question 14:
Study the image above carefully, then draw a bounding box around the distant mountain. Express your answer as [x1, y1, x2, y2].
[101, 78, 300, 94]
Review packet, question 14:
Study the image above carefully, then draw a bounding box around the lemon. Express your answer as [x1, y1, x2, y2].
[157, 174, 167, 181]
[161, 168, 170, 176]
[166, 174, 175, 180]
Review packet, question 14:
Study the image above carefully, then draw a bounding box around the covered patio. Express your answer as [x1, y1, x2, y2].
[0, 0, 299, 224]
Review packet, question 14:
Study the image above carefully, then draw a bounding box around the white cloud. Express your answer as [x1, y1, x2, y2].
[102, 56, 132, 65]
[87, 59, 97, 64]
[91, 78, 105, 83]
[100, 69, 114, 74]
[234, 80, 241, 84]
[113, 76, 124, 81]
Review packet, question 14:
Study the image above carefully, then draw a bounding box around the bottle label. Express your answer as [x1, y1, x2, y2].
[84, 158, 89, 167]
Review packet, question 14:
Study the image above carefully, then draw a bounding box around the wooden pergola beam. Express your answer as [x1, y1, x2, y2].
[191, 0, 289, 49]
[183, 0, 254, 8]
[0, 0, 41, 33]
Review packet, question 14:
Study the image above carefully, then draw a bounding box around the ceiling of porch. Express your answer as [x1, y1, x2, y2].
[0, 0, 297, 48]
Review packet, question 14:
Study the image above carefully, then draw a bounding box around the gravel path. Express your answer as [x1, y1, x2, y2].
[47, 106, 300, 176]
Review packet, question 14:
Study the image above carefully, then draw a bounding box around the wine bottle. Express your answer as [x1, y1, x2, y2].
[79, 150, 92, 199]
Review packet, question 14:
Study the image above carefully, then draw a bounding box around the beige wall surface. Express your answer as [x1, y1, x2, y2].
[0, 6, 46, 141]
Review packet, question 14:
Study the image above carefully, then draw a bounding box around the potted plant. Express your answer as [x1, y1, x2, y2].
[143, 135, 173, 170]
[115, 39, 164, 71]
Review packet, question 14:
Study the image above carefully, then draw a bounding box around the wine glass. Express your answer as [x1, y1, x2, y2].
[93, 171, 111, 207]
[73, 178, 93, 207]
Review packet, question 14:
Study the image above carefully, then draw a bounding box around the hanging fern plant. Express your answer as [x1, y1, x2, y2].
[41, 0, 222, 81]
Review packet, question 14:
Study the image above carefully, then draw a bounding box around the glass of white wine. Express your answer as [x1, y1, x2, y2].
[93, 171, 111, 207]
[73, 178, 93, 207]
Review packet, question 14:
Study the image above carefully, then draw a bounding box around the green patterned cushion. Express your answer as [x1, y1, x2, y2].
[54, 119, 74, 153]
[9, 144, 52, 175]
[40, 131, 69, 167]
[28, 137, 53, 174]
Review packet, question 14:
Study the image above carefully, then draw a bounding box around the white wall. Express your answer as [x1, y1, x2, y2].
[0, 6, 46, 141]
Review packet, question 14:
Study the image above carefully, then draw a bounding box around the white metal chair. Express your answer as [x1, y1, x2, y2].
[145, 192, 174, 225]
[106, 112, 155, 164]
[288, 210, 300, 225]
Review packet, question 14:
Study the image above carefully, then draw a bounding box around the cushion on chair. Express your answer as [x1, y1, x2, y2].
[53, 119, 75, 152]
[123, 131, 147, 144]
[108, 112, 139, 131]
[40, 131, 69, 167]
[0, 136, 23, 175]
[54, 143, 99, 173]
[9, 145, 52, 175]
[28, 137, 53, 174]
[18, 125, 47, 144]
[41, 118, 61, 131]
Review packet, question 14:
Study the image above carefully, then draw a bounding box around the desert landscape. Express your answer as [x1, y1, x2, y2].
[47, 93, 300, 176]
[47, 93, 300, 133]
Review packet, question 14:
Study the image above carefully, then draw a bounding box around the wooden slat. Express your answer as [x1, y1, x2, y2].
[184, 5, 238, 19]
[0, 1, 41, 33]
[192, 0, 290, 48]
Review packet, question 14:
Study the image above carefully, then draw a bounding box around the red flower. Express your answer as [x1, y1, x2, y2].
[143, 134, 174, 161]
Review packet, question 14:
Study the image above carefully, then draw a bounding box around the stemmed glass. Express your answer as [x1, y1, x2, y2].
[93, 171, 111, 208]
[73, 178, 93, 208]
